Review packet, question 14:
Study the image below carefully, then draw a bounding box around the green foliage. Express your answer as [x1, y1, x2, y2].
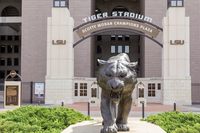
[0, 106, 90, 133]
[145, 112, 200, 133]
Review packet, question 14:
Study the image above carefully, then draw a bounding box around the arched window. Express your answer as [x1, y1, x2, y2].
[112, 6, 129, 13]
[137, 82, 145, 98]
[1, 6, 20, 16]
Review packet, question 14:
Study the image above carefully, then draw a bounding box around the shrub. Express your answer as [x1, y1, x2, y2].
[0, 106, 90, 133]
[145, 112, 200, 133]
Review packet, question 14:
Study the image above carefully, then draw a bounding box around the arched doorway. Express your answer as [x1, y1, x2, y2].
[137, 82, 145, 98]
[73, 16, 162, 77]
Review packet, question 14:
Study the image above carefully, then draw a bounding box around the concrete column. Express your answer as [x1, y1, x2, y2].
[45, 7, 74, 104]
[162, 7, 191, 105]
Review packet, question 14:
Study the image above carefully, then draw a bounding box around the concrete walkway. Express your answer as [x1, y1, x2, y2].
[62, 117, 166, 133]
[0, 108, 13, 113]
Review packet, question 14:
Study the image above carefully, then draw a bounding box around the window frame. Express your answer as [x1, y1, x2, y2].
[0, 58, 5, 66]
[111, 35, 116, 41]
[0, 35, 6, 41]
[0, 70, 5, 79]
[124, 46, 129, 53]
[80, 83, 87, 96]
[7, 58, 12, 66]
[118, 45, 123, 53]
[139, 88, 144, 98]
[53, 0, 68, 8]
[117, 35, 123, 41]
[7, 45, 13, 53]
[91, 88, 97, 97]
[14, 36, 20, 41]
[14, 58, 19, 66]
[148, 83, 156, 97]
[7, 36, 13, 41]
[74, 83, 78, 96]
[14, 45, 19, 53]
[125, 35, 130, 41]
[0, 45, 6, 53]
[110, 45, 130, 54]
[111, 45, 116, 54]
[168, 0, 184, 7]
[157, 83, 161, 90]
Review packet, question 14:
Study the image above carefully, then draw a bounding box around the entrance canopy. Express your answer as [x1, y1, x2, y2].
[73, 16, 163, 47]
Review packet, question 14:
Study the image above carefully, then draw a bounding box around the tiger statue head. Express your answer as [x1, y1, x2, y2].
[97, 53, 137, 103]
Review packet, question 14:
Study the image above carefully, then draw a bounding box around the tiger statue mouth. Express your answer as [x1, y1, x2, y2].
[110, 91, 122, 102]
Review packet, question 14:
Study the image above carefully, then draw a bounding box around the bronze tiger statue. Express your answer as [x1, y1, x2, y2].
[97, 53, 137, 133]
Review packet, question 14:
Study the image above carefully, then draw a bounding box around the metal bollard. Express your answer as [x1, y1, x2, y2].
[174, 103, 176, 111]
[30, 82, 33, 104]
[38, 101, 41, 105]
[61, 101, 64, 106]
[140, 101, 145, 119]
[88, 102, 90, 117]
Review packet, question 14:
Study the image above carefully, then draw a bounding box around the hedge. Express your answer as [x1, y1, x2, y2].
[0, 106, 90, 133]
[145, 112, 200, 133]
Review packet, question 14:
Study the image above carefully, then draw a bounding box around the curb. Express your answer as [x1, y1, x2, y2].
[61, 120, 99, 133]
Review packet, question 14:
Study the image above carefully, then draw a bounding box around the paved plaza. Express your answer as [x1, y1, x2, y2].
[65, 102, 200, 117]
[1, 102, 200, 115]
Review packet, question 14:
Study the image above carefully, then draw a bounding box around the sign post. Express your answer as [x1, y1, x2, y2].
[34, 82, 45, 104]
[34, 82, 45, 98]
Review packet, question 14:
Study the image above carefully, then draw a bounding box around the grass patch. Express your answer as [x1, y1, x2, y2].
[145, 112, 200, 133]
[0, 106, 90, 133]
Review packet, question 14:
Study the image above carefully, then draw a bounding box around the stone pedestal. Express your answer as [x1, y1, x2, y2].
[162, 7, 191, 105]
[45, 7, 74, 104]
